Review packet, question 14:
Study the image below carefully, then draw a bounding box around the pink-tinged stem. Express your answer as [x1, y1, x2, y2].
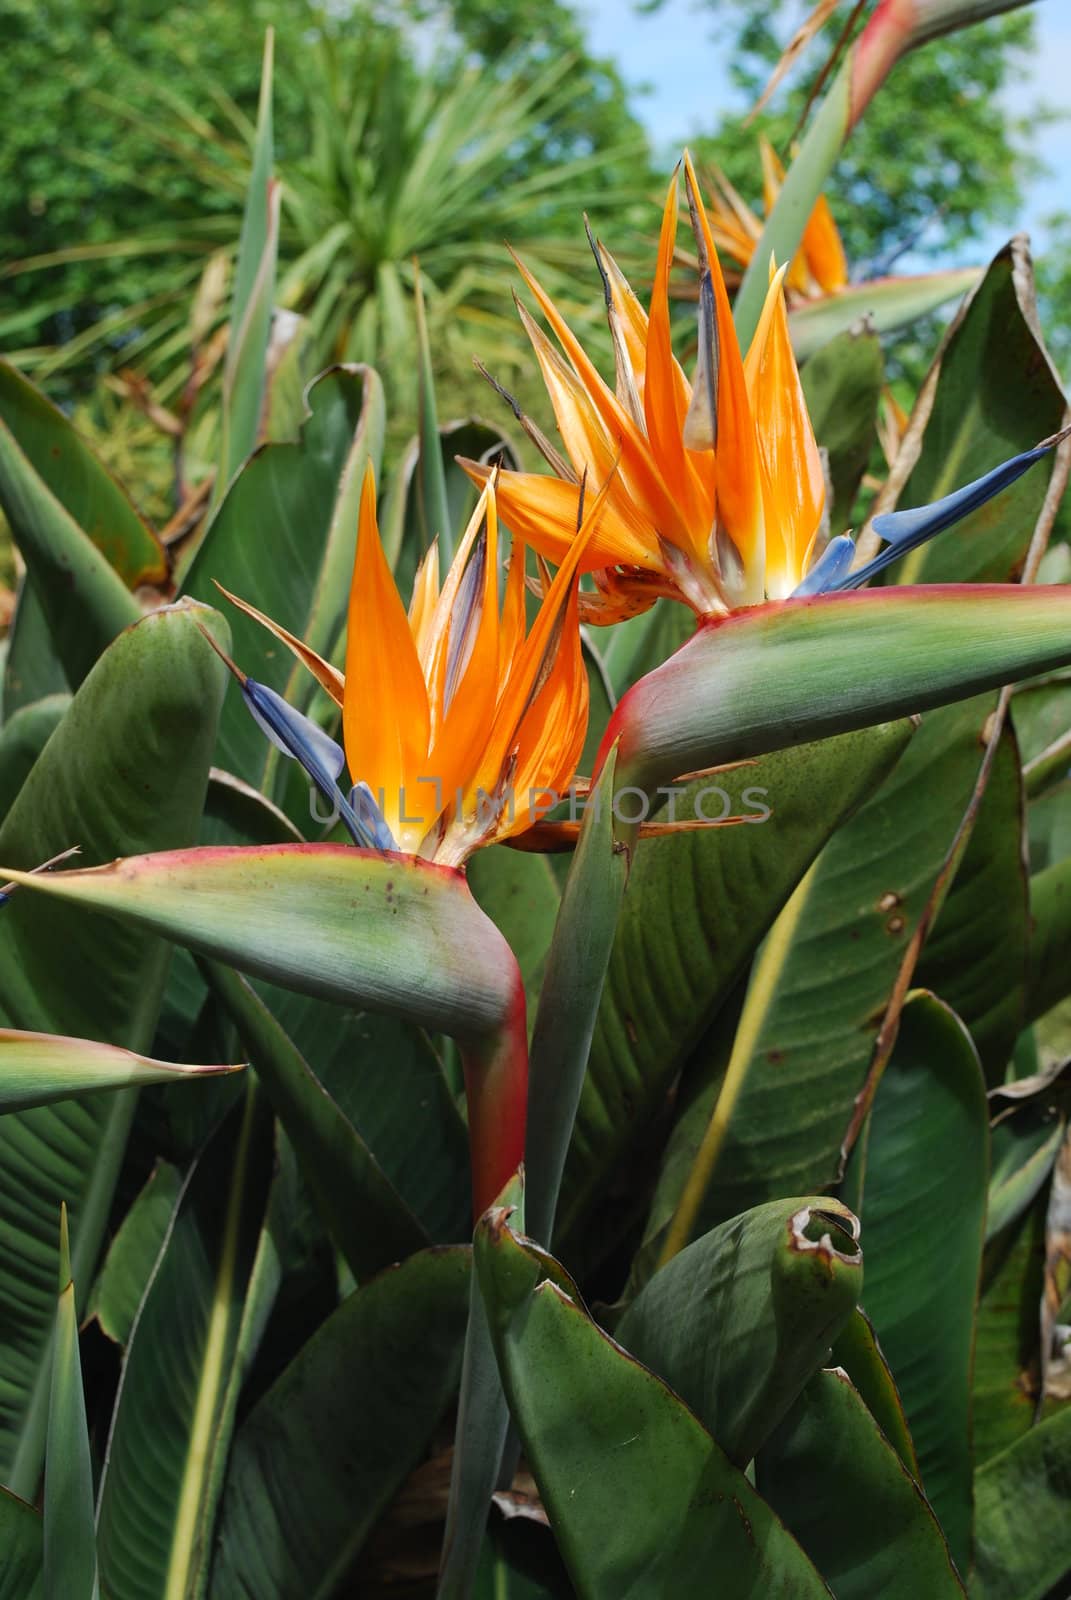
[595, 584, 1071, 838]
[849, 0, 1033, 128]
[461, 964, 529, 1221]
[849, 0, 914, 126]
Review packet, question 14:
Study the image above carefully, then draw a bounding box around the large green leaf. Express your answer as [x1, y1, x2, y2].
[972, 1405, 1071, 1600]
[44, 1208, 97, 1600]
[0, 693, 68, 820]
[2, 583, 68, 719]
[757, 1370, 965, 1598]
[0, 1488, 42, 1599]
[0, 840, 529, 1218]
[616, 1197, 861, 1465]
[525, 754, 625, 1249]
[203, 959, 431, 1277]
[210, 1247, 470, 1599]
[606, 588, 1071, 810]
[623, 693, 1018, 1264]
[467, 844, 560, 1021]
[214, 29, 278, 504]
[183, 363, 385, 784]
[439, 1172, 526, 1600]
[0, 358, 166, 587]
[0, 1028, 241, 1113]
[1026, 855, 1071, 1026]
[560, 719, 913, 1252]
[95, 1085, 274, 1599]
[0, 600, 228, 1494]
[985, 1066, 1068, 1241]
[475, 1210, 831, 1599]
[974, 1195, 1048, 1467]
[831, 1309, 919, 1476]
[916, 722, 1028, 1078]
[0, 843, 521, 1049]
[789, 270, 980, 361]
[87, 1161, 183, 1348]
[865, 240, 1064, 588]
[799, 324, 882, 531]
[256, 983, 470, 1246]
[0, 414, 141, 686]
[851, 992, 989, 1575]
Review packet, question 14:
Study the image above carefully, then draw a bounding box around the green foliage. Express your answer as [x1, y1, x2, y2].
[0, 18, 1070, 1600]
[689, 3, 1041, 268]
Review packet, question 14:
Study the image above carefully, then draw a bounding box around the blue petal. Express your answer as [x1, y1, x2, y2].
[242, 680, 384, 852]
[791, 535, 857, 597]
[350, 781, 398, 851]
[839, 435, 1063, 591]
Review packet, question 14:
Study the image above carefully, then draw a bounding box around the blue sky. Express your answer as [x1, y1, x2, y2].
[577, 0, 1070, 256]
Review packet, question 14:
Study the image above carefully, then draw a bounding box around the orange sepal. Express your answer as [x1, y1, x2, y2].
[743, 265, 825, 597]
[458, 459, 657, 572]
[343, 467, 432, 848]
[683, 151, 766, 595]
[802, 193, 849, 293]
[644, 170, 709, 554]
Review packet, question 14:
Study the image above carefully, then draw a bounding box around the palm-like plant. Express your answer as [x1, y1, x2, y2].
[5, 9, 650, 440]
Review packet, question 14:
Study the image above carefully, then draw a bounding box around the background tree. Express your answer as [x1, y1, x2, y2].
[649, 1, 1042, 272]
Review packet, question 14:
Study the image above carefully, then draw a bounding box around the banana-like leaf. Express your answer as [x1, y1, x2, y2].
[439, 1171, 526, 1600]
[849, 992, 988, 1575]
[974, 1195, 1049, 1467]
[916, 722, 1028, 1078]
[0, 1488, 42, 1599]
[616, 1197, 861, 1466]
[789, 270, 980, 361]
[1014, 674, 1071, 816]
[475, 1208, 832, 1599]
[95, 1086, 274, 1599]
[1026, 856, 1071, 1025]
[526, 754, 625, 1249]
[986, 1065, 1069, 1241]
[254, 981, 471, 1245]
[602, 587, 1071, 812]
[561, 720, 913, 1258]
[799, 324, 883, 531]
[0, 842, 528, 1218]
[0, 1028, 241, 1113]
[183, 364, 385, 784]
[3, 582, 68, 719]
[413, 267, 453, 564]
[831, 1309, 919, 1476]
[757, 1370, 965, 1598]
[0, 600, 228, 1494]
[0, 693, 68, 821]
[210, 1247, 470, 1599]
[865, 242, 1064, 587]
[0, 358, 166, 587]
[44, 1207, 97, 1600]
[467, 844, 561, 1019]
[202, 958, 430, 1277]
[618, 694, 1012, 1269]
[214, 30, 278, 504]
[972, 1405, 1071, 1600]
[0, 414, 141, 686]
[87, 1161, 182, 1348]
